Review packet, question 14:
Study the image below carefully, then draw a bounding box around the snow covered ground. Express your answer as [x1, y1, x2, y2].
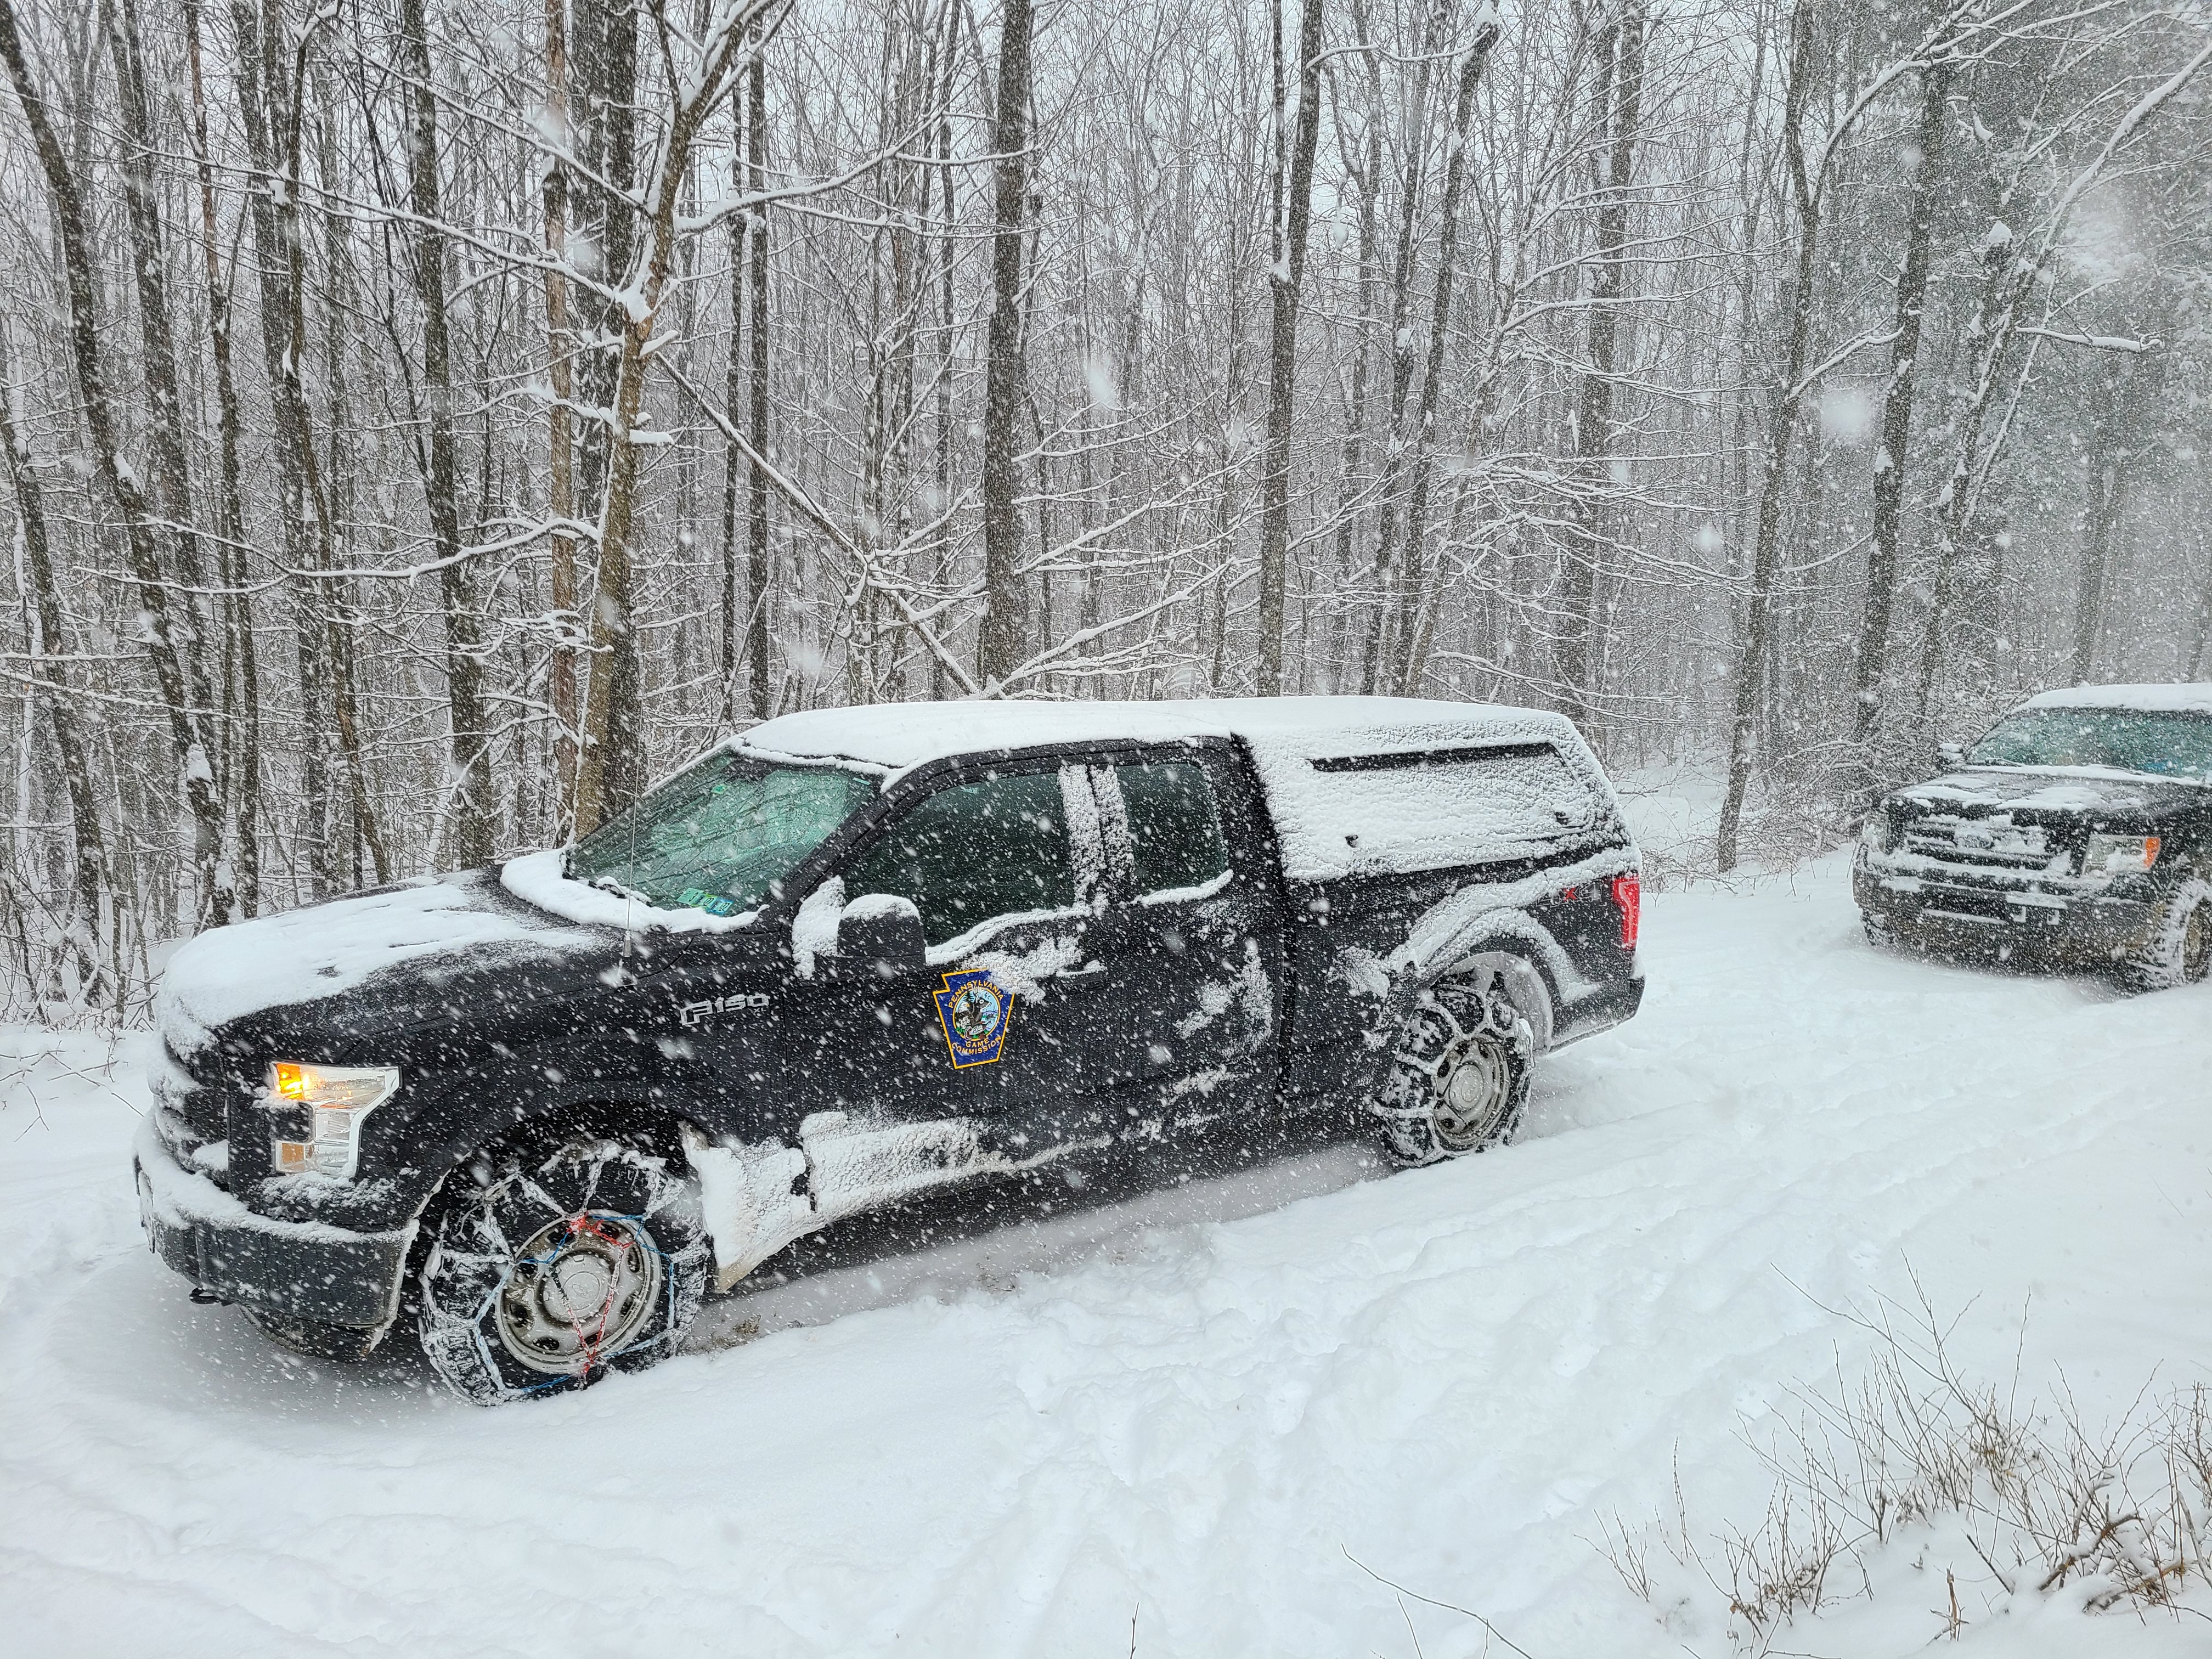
[2, 855, 2208, 1657]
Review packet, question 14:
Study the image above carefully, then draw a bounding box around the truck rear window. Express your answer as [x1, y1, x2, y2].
[1297, 741, 1599, 869]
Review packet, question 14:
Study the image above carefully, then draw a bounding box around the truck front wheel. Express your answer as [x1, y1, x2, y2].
[2118, 878, 2212, 993]
[1375, 974, 1532, 1167]
[415, 1127, 710, 1405]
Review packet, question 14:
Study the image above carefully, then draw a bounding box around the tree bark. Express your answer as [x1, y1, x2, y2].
[184, 0, 258, 915]
[0, 0, 233, 928]
[1357, 0, 1446, 693]
[543, 0, 579, 830]
[398, 0, 494, 866]
[1849, 53, 1951, 787]
[746, 43, 774, 724]
[1389, 15, 1501, 696]
[1556, 0, 1645, 731]
[575, 8, 755, 832]
[1255, 0, 1328, 697]
[1716, 5, 1819, 874]
[977, 0, 1038, 688]
[0, 322, 109, 998]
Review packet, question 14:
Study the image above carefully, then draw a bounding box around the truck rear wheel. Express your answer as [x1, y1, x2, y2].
[1375, 974, 1532, 1167]
[2118, 879, 2212, 993]
[415, 1127, 709, 1405]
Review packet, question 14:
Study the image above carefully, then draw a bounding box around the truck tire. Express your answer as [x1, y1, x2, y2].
[1374, 973, 1532, 1167]
[2118, 878, 2212, 993]
[1863, 913, 1900, 951]
[415, 1127, 710, 1405]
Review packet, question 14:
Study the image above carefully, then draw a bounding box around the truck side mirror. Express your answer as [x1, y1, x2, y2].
[1936, 740, 1966, 771]
[835, 895, 926, 981]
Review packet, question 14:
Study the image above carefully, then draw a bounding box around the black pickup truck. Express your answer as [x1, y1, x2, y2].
[1855, 683, 2212, 989]
[137, 697, 1644, 1403]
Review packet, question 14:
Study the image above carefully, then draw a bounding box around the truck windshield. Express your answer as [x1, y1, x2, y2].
[1968, 709, 2212, 780]
[567, 752, 876, 915]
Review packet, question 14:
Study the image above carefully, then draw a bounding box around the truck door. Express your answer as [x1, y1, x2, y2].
[786, 760, 1122, 1206]
[1077, 749, 1285, 1141]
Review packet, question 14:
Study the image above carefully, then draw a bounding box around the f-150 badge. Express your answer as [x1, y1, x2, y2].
[934, 969, 1013, 1068]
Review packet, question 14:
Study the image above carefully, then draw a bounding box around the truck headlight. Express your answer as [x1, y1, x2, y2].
[264, 1062, 398, 1179]
[2081, 833, 2160, 877]
[1859, 816, 1893, 854]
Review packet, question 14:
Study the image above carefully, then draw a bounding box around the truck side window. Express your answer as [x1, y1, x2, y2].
[1114, 761, 1228, 897]
[847, 770, 1077, 945]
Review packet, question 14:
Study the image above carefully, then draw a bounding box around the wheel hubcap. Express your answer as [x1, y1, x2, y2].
[1434, 1043, 1511, 1149]
[493, 1212, 663, 1375]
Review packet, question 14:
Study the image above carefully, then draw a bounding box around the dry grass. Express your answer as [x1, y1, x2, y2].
[1595, 1277, 2212, 1652]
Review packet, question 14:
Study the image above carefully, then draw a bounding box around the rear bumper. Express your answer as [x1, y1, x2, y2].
[133, 1117, 413, 1330]
[1854, 863, 2158, 960]
[1551, 974, 1644, 1048]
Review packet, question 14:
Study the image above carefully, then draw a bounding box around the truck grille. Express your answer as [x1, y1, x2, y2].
[153, 1038, 232, 1178]
[1900, 815, 2055, 871]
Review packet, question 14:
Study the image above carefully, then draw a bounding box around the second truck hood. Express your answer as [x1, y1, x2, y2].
[155, 867, 612, 1062]
[1889, 766, 2203, 826]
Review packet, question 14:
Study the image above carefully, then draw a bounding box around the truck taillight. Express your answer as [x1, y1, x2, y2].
[1610, 873, 1640, 950]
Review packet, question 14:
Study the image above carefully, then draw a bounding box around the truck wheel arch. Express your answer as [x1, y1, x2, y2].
[1436, 947, 1556, 1053]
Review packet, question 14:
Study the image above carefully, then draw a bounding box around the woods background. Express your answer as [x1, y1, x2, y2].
[1, 0, 2209, 1019]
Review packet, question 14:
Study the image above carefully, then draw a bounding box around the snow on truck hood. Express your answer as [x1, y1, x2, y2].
[156, 870, 599, 1057]
[742, 696, 1626, 883]
[1895, 767, 2198, 816]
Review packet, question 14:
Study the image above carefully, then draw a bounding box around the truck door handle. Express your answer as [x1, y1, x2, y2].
[1059, 962, 1107, 979]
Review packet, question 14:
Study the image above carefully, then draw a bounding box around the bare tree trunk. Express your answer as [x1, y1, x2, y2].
[1557, 0, 1645, 731]
[398, 0, 493, 866]
[1716, 6, 1819, 874]
[230, 0, 387, 890]
[977, 0, 1037, 688]
[1255, 0, 1327, 696]
[575, 12, 755, 831]
[184, 0, 258, 915]
[747, 41, 774, 723]
[1389, 15, 1500, 696]
[106, 0, 219, 742]
[544, 0, 579, 831]
[1357, 0, 1444, 693]
[0, 322, 108, 998]
[0, 0, 233, 927]
[719, 95, 747, 730]
[1849, 52, 1951, 787]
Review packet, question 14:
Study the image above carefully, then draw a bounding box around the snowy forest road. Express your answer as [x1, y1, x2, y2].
[2, 857, 2207, 1657]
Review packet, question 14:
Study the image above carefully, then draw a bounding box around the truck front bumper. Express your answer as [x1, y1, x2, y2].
[1853, 861, 2158, 961]
[133, 1116, 414, 1331]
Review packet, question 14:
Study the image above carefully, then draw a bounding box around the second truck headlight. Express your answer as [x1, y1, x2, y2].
[264, 1062, 398, 1179]
[2082, 833, 2160, 877]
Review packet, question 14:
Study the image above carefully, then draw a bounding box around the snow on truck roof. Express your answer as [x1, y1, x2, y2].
[743, 695, 1583, 772]
[2016, 683, 2212, 714]
[743, 697, 1621, 884]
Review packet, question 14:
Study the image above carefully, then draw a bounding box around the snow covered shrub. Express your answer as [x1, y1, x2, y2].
[1596, 1287, 2212, 1652]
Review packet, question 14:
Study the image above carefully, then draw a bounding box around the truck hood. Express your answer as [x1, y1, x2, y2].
[155, 867, 613, 1064]
[1887, 766, 2204, 830]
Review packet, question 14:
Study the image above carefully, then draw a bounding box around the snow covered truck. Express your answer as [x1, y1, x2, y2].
[137, 697, 1645, 1403]
[1855, 683, 2212, 989]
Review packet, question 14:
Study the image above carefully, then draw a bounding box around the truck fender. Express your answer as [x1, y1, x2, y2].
[1387, 901, 1581, 1055]
[1438, 948, 1555, 1053]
